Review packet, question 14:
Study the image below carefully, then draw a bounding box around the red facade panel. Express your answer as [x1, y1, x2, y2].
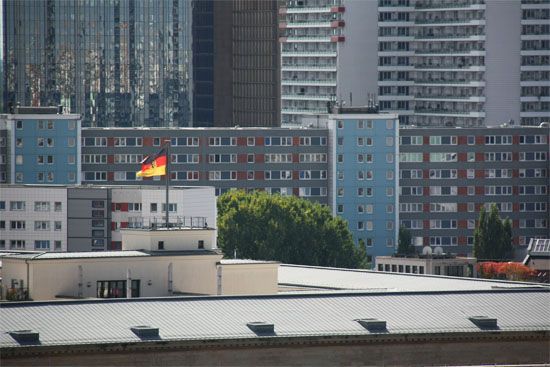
[475, 186, 484, 195]
[458, 187, 467, 196]
[475, 152, 484, 162]
[458, 220, 467, 229]
[293, 153, 299, 163]
[423, 152, 429, 162]
[457, 152, 467, 162]
[423, 136, 430, 145]
[423, 187, 430, 196]
[143, 137, 153, 147]
[237, 154, 247, 163]
[256, 137, 264, 146]
[292, 136, 300, 146]
[423, 220, 430, 230]
[457, 136, 467, 145]
[293, 188, 299, 196]
[256, 154, 264, 163]
[107, 172, 114, 181]
[107, 155, 114, 164]
[107, 137, 115, 147]
[254, 171, 264, 180]
[457, 203, 467, 212]
[120, 222, 128, 229]
[475, 136, 484, 145]
[457, 169, 466, 179]
[237, 137, 247, 146]
[475, 169, 484, 179]
[120, 203, 128, 212]
[423, 203, 430, 212]
[237, 171, 247, 180]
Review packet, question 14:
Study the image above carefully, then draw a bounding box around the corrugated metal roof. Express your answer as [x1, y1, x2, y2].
[278, 264, 550, 292]
[1, 290, 548, 348]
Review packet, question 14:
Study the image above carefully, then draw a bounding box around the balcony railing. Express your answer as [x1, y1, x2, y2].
[415, 1, 484, 9]
[126, 216, 209, 230]
[415, 18, 484, 25]
[282, 79, 337, 86]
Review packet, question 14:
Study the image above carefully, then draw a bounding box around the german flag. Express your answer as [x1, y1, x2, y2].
[136, 148, 167, 177]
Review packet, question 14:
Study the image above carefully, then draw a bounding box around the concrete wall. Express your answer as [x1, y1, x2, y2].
[2, 254, 222, 300]
[485, 1, 522, 126]
[121, 229, 217, 252]
[337, 0, 379, 106]
[2, 333, 548, 366]
[219, 263, 279, 295]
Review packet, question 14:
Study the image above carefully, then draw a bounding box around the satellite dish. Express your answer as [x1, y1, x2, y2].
[422, 246, 433, 255]
[434, 246, 444, 255]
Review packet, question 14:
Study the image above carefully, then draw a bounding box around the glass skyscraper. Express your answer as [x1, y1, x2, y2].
[3, 0, 192, 127]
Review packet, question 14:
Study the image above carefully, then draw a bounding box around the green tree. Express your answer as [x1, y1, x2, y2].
[217, 190, 367, 268]
[473, 204, 513, 261]
[397, 227, 414, 255]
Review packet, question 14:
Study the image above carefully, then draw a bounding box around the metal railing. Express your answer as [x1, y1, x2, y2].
[127, 216, 209, 230]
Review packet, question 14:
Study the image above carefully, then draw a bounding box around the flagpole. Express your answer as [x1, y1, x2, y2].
[165, 140, 170, 230]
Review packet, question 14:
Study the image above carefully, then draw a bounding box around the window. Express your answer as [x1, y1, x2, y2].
[247, 137, 255, 146]
[54, 202, 62, 211]
[386, 120, 394, 129]
[46, 138, 54, 147]
[520, 152, 547, 161]
[485, 186, 513, 196]
[34, 221, 50, 230]
[162, 203, 177, 213]
[366, 221, 374, 231]
[97, 280, 140, 298]
[171, 137, 199, 146]
[430, 152, 457, 162]
[35, 240, 50, 250]
[83, 154, 107, 164]
[429, 186, 457, 196]
[82, 137, 107, 147]
[467, 169, 475, 179]
[386, 137, 394, 146]
[10, 240, 25, 249]
[400, 136, 422, 145]
[386, 187, 394, 196]
[430, 136, 457, 145]
[209, 171, 237, 181]
[16, 120, 23, 129]
[68, 137, 76, 147]
[265, 136, 293, 146]
[430, 220, 457, 229]
[520, 135, 547, 145]
[467, 136, 475, 145]
[15, 172, 24, 182]
[247, 154, 255, 163]
[37, 137, 44, 147]
[55, 241, 62, 250]
[11, 220, 26, 230]
[430, 203, 457, 213]
[484, 152, 512, 162]
[150, 203, 158, 212]
[10, 201, 25, 211]
[128, 203, 142, 212]
[400, 153, 423, 162]
[265, 153, 292, 163]
[337, 204, 344, 214]
[84, 172, 107, 181]
[92, 220, 104, 227]
[16, 138, 23, 147]
[485, 135, 512, 145]
[34, 201, 50, 211]
[15, 155, 23, 165]
[386, 153, 394, 163]
[208, 154, 237, 164]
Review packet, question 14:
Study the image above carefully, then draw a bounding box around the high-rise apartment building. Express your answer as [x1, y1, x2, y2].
[3, 0, 193, 128]
[279, 0, 379, 125]
[520, 0, 550, 127]
[192, 0, 281, 127]
[377, 0, 549, 127]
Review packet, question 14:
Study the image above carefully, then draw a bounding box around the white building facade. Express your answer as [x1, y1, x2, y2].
[279, 0, 379, 125]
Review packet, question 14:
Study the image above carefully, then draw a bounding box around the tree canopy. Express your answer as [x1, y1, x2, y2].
[473, 204, 513, 261]
[397, 227, 414, 255]
[217, 190, 367, 268]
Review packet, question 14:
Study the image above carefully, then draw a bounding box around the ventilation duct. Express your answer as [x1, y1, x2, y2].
[9, 330, 40, 344]
[247, 322, 275, 335]
[357, 318, 387, 332]
[131, 326, 160, 339]
[468, 316, 498, 329]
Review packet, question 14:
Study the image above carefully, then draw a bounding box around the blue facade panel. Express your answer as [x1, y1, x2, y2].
[13, 118, 80, 184]
[334, 116, 398, 260]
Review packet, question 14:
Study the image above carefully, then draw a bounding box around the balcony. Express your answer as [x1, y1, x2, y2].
[414, 49, 485, 56]
[282, 79, 337, 86]
[281, 6, 333, 14]
[281, 21, 333, 28]
[282, 107, 329, 115]
[414, 79, 484, 87]
[414, 65, 485, 71]
[414, 96, 486, 102]
[415, 19, 485, 26]
[282, 64, 337, 71]
[283, 36, 333, 43]
[414, 108, 485, 117]
[282, 51, 338, 57]
[414, 35, 485, 41]
[415, 2, 485, 10]
[282, 94, 333, 101]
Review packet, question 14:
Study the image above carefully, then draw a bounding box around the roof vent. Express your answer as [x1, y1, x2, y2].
[247, 322, 275, 335]
[469, 316, 498, 329]
[357, 319, 387, 332]
[9, 330, 40, 344]
[130, 326, 160, 339]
